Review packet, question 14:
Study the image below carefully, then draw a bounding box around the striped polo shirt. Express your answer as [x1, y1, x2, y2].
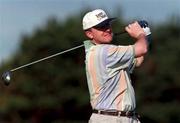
[84, 40, 137, 112]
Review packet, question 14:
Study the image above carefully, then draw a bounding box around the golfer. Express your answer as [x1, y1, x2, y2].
[82, 9, 151, 123]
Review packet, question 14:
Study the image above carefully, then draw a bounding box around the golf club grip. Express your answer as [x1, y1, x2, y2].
[114, 30, 127, 36]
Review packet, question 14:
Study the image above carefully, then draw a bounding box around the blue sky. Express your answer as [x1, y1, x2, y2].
[0, 0, 180, 64]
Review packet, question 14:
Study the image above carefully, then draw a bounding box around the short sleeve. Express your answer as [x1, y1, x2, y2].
[106, 45, 135, 70]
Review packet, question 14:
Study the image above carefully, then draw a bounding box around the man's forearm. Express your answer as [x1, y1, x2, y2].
[134, 34, 148, 57]
[135, 56, 144, 67]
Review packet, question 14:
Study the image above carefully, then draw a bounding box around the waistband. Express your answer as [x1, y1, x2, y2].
[92, 109, 140, 118]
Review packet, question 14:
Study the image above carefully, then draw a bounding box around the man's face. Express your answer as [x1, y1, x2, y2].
[86, 22, 113, 44]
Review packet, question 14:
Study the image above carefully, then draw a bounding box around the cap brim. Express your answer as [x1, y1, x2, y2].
[93, 18, 116, 28]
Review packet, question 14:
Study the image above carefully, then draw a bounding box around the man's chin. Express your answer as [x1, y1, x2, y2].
[104, 40, 112, 44]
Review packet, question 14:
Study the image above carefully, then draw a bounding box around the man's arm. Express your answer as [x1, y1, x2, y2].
[135, 56, 144, 67]
[125, 21, 148, 58]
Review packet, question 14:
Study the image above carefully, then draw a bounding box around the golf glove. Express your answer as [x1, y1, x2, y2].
[138, 20, 151, 45]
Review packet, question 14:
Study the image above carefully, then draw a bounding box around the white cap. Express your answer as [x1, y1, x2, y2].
[82, 9, 115, 30]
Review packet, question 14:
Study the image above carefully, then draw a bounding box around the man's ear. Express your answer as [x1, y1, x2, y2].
[85, 30, 93, 39]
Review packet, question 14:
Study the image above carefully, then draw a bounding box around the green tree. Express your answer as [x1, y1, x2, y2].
[0, 9, 180, 123]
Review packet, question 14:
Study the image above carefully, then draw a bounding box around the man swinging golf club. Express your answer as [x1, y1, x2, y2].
[82, 9, 151, 123]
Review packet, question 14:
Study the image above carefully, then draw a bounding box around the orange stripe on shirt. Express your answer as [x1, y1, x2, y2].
[115, 70, 127, 110]
[88, 48, 100, 107]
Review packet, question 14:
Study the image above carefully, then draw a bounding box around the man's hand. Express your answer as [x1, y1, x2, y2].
[125, 21, 145, 39]
[125, 21, 148, 57]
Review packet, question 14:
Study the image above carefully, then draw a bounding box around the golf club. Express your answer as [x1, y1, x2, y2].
[1, 31, 127, 86]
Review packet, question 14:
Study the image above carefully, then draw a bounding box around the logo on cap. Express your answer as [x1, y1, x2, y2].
[95, 12, 107, 21]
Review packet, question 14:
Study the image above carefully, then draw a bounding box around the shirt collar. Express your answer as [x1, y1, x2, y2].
[84, 40, 96, 51]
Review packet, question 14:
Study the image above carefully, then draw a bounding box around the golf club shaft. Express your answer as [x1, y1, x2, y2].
[9, 30, 126, 72]
[10, 44, 84, 72]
